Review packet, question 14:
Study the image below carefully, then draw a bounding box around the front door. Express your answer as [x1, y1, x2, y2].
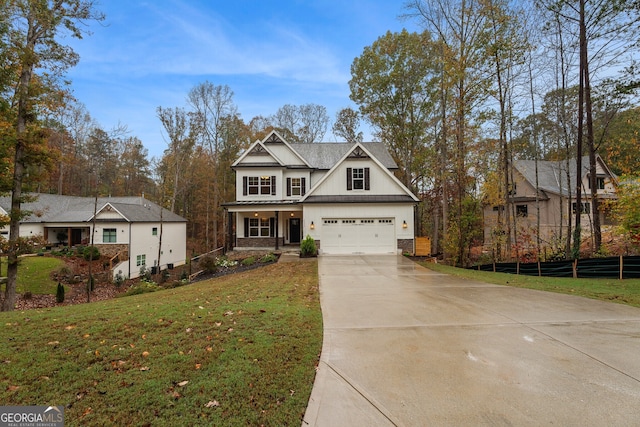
[289, 218, 301, 243]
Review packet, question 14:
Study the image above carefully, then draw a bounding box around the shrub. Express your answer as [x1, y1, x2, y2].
[139, 266, 151, 281]
[300, 235, 317, 257]
[180, 270, 188, 281]
[120, 280, 160, 297]
[260, 253, 278, 263]
[83, 246, 100, 261]
[114, 272, 126, 287]
[199, 255, 218, 273]
[241, 256, 256, 266]
[56, 282, 65, 303]
[215, 257, 238, 268]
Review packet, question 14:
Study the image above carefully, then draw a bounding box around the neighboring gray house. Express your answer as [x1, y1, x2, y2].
[224, 131, 419, 254]
[0, 193, 187, 279]
[483, 155, 618, 247]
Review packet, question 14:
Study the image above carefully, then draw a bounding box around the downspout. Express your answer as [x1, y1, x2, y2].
[128, 222, 132, 279]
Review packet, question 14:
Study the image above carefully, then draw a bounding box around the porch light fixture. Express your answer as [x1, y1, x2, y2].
[254, 212, 258, 217]
[402, 220, 407, 229]
[310, 221, 315, 230]
[290, 212, 294, 217]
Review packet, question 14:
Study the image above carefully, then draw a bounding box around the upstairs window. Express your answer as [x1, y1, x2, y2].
[103, 228, 117, 243]
[516, 205, 528, 217]
[597, 177, 605, 190]
[287, 177, 306, 196]
[243, 176, 276, 196]
[347, 167, 370, 191]
[152, 227, 158, 236]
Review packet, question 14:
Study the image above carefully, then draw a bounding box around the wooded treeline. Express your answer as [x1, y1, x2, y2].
[2, 1, 640, 278]
[348, 0, 640, 265]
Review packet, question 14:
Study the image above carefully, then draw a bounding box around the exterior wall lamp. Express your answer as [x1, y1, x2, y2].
[254, 212, 258, 217]
[402, 220, 407, 229]
[310, 221, 315, 230]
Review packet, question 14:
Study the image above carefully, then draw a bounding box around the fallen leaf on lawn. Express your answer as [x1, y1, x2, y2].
[177, 380, 189, 387]
[83, 334, 90, 338]
[227, 328, 233, 332]
[65, 325, 76, 330]
[205, 400, 220, 408]
[94, 350, 100, 356]
[224, 311, 233, 316]
[198, 306, 204, 310]
[129, 343, 135, 348]
[206, 346, 213, 352]
[290, 389, 295, 396]
[186, 328, 193, 333]
[140, 366, 149, 371]
[215, 322, 222, 327]
[195, 363, 201, 370]
[142, 351, 150, 357]
[7, 385, 19, 392]
[141, 334, 146, 339]
[47, 341, 59, 346]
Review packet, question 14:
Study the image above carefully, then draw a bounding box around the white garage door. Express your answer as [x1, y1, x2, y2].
[321, 218, 396, 254]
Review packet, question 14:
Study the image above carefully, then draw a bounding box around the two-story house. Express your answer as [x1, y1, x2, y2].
[483, 155, 618, 248]
[223, 131, 419, 255]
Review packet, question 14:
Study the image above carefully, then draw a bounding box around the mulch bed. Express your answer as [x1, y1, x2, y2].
[7, 251, 283, 311]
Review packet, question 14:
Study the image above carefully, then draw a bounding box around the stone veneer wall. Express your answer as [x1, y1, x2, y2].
[236, 237, 285, 248]
[95, 244, 129, 259]
[397, 239, 414, 255]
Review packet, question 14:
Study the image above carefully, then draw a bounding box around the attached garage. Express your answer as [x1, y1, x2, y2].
[321, 218, 396, 254]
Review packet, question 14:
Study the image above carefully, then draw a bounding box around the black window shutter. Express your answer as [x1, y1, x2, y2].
[271, 176, 276, 195]
[365, 168, 370, 190]
[287, 177, 291, 196]
[347, 168, 352, 190]
[269, 217, 275, 237]
[243, 176, 248, 196]
[301, 177, 306, 196]
[244, 217, 249, 237]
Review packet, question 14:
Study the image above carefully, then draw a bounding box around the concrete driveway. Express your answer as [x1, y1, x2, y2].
[302, 255, 640, 426]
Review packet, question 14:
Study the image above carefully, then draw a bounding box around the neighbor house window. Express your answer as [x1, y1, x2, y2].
[243, 176, 276, 195]
[103, 228, 117, 243]
[249, 218, 271, 237]
[516, 205, 528, 217]
[347, 167, 370, 190]
[152, 227, 158, 236]
[136, 254, 146, 267]
[597, 177, 605, 190]
[572, 202, 590, 214]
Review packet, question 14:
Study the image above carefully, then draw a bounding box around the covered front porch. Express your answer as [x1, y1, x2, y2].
[225, 202, 308, 251]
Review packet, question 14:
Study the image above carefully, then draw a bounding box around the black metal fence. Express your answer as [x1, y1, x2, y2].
[472, 256, 640, 279]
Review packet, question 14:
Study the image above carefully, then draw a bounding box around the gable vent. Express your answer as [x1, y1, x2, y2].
[249, 144, 269, 155]
[348, 146, 369, 159]
[264, 133, 284, 144]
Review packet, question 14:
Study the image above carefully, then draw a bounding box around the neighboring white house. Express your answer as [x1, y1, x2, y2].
[223, 131, 419, 255]
[0, 193, 187, 279]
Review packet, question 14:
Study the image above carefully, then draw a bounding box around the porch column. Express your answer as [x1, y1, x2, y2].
[275, 211, 279, 251]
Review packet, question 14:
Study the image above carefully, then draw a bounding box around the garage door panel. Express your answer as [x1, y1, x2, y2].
[321, 218, 396, 254]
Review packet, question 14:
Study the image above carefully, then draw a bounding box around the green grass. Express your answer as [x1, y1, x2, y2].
[0, 256, 65, 294]
[0, 260, 322, 426]
[418, 261, 640, 307]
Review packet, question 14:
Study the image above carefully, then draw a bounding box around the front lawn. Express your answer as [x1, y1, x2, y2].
[419, 260, 640, 308]
[0, 260, 322, 426]
[0, 255, 65, 294]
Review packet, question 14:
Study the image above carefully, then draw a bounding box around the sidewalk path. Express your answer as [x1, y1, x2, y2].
[302, 255, 640, 426]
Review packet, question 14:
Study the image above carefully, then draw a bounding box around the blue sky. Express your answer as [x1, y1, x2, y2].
[66, 1, 419, 158]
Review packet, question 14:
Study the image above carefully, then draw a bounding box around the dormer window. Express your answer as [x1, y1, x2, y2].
[347, 167, 370, 191]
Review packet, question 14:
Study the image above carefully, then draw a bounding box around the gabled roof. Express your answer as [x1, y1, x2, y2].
[232, 130, 310, 168]
[301, 142, 419, 203]
[290, 142, 397, 170]
[514, 155, 617, 197]
[0, 193, 186, 224]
